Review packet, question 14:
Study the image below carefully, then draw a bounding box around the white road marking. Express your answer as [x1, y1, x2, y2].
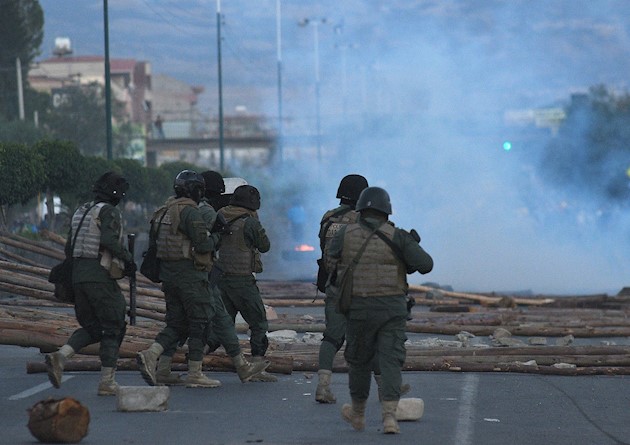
[454, 373, 480, 445]
[8, 376, 74, 400]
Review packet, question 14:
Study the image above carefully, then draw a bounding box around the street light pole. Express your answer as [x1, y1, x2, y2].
[276, 0, 283, 164]
[103, 0, 113, 160]
[299, 17, 327, 163]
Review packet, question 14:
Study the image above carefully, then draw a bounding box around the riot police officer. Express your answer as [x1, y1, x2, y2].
[45, 171, 135, 396]
[327, 186, 433, 434]
[215, 185, 275, 382]
[137, 170, 220, 388]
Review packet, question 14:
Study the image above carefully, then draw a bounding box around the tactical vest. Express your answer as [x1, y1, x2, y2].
[152, 197, 197, 261]
[321, 206, 359, 262]
[71, 201, 124, 277]
[216, 212, 261, 274]
[341, 222, 407, 297]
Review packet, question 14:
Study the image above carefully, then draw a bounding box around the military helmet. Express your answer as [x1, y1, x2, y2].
[201, 170, 225, 194]
[230, 185, 261, 210]
[356, 186, 392, 215]
[174, 170, 205, 202]
[336, 174, 369, 202]
[92, 171, 129, 202]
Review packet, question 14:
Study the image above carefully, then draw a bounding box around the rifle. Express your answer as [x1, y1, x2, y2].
[127, 233, 137, 326]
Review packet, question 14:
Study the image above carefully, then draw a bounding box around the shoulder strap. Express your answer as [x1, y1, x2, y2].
[150, 208, 168, 242]
[374, 230, 405, 263]
[349, 225, 379, 266]
[361, 220, 405, 264]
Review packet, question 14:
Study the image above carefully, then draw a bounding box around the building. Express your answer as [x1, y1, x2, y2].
[29, 55, 153, 130]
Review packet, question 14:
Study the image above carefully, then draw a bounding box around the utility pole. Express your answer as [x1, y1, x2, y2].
[276, 0, 283, 164]
[103, 0, 113, 160]
[298, 17, 327, 164]
[16, 57, 24, 120]
[216, 0, 225, 171]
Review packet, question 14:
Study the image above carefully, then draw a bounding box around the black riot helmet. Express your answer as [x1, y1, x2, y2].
[174, 170, 205, 203]
[93, 171, 129, 205]
[201, 170, 225, 196]
[356, 186, 392, 215]
[230, 185, 261, 210]
[336, 174, 369, 207]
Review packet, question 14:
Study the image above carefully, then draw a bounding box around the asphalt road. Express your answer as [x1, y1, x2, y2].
[2, 344, 629, 445]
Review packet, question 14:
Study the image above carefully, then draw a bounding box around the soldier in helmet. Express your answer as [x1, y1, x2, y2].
[137, 170, 221, 388]
[200, 171, 269, 383]
[315, 174, 368, 402]
[45, 171, 136, 396]
[215, 184, 275, 382]
[327, 186, 433, 434]
[315, 175, 411, 404]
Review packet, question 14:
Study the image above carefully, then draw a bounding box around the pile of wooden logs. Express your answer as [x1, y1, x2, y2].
[2, 230, 630, 376]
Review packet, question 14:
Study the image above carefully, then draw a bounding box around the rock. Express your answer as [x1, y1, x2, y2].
[117, 386, 169, 412]
[396, 398, 425, 421]
[528, 337, 547, 345]
[492, 327, 512, 339]
[555, 335, 574, 346]
[552, 362, 576, 369]
[301, 332, 323, 345]
[493, 337, 525, 347]
[267, 330, 298, 342]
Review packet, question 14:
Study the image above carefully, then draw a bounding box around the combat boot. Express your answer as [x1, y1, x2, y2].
[381, 400, 401, 434]
[136, 342, 164, 386]
[185, 360, 221, 388]
[315, 369, 336, 403]
[247, 356, 277, 382]
[45, 344, 75, 388]
[232, 353, 269, 382]
[156, 355, 184, 386]
[97, 367, 119, 396]
[374, 374, 410, 402]
[341, 399, 367, 431]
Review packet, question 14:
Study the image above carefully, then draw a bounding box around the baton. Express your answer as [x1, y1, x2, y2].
[127, 233, 137, 326]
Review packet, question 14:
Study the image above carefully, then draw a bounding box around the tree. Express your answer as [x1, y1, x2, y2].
[45, 84, 108, 156]
[540, 85, 630, 206]
[0, 0, 43, 121]
[0, 118, 46, 145]
[0, 141, 45, 228]
[34, 139, 83, 230]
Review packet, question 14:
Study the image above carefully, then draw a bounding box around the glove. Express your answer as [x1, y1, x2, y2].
[124, 260, 137, 277]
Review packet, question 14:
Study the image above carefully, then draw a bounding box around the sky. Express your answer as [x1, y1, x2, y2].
[37, 0, 630, 294]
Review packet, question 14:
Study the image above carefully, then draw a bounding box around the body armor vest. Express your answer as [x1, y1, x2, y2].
[341, 222, 407, 297]
[152, 197, 197, 261]
[71, 201, 124, 277]
[321, 207, 359, 262]
[216, 212, 260, 274]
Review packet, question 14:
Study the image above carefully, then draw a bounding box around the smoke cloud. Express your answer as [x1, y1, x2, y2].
[38, 0, 630, 294]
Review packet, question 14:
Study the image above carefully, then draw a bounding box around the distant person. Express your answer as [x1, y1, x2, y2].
[327, 186, 433, 434]
[287, 200, 306, 241]
[45, 171, 135, 396]
[154, 114, 165, 139]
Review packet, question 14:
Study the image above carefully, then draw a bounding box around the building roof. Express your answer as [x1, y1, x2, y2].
[39, 56, 141, 72]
